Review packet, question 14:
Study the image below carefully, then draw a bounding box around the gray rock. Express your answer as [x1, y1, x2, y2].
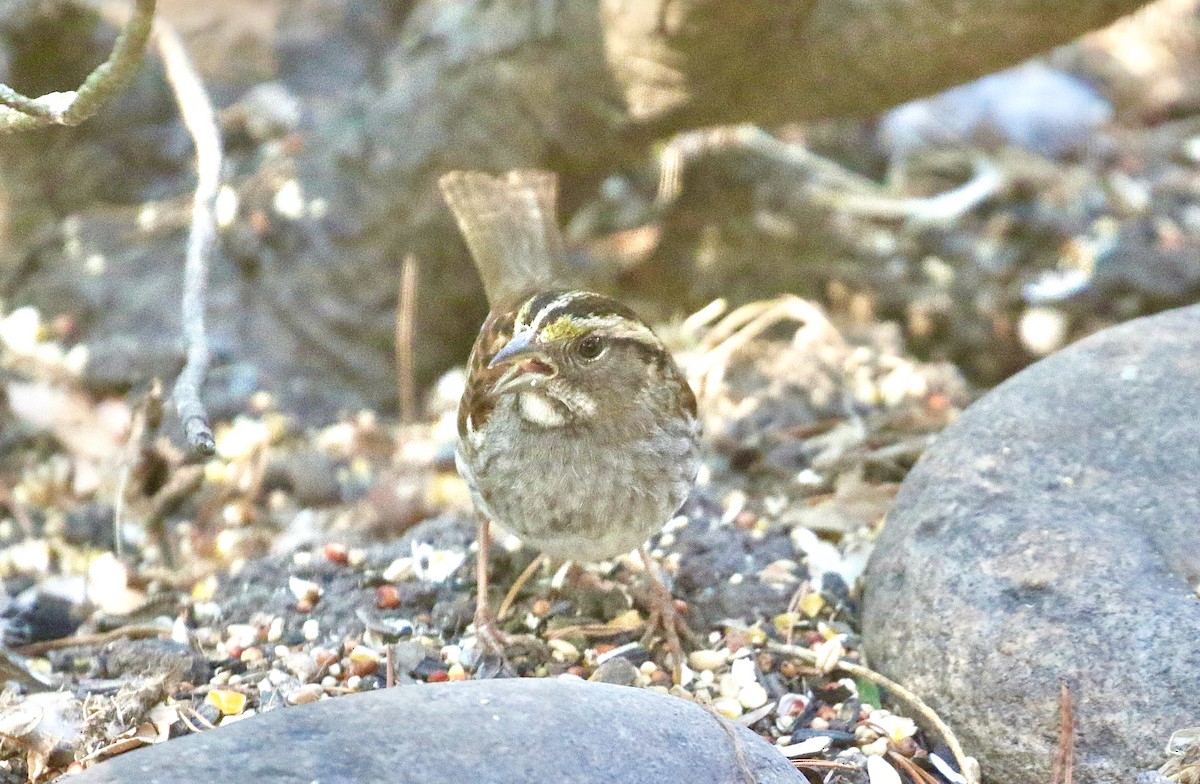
[863, 305, 1200, 784]
[588, 657, 639, 686]
[878, 61, 1112, 162]
[97, 638, 210, 686]
[69, 679, 803, 783]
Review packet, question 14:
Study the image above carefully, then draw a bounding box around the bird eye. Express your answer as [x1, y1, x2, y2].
[576, 334, 605, 361]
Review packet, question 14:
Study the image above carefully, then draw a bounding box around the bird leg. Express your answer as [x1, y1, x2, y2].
[638, 547, 691, 684]
[473, 517, 511, 653]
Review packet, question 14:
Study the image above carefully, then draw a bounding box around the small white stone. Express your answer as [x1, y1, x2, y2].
[712, 698, 743, 719]
[288, 576, 323, 604]
[862, 737, 890, 757]
[866, 755, 902, 784]
[287, 684, 323, 705]
[729, 657, 757, 687]
[1018, 307, 1067, 357]
[382, 557, 414, 582]
[215, 186, 239, 228]
[273, 180, 305, 220]
[548, 639, 580, 662]
[737, 683, 769, 710]
[687, 649, 727, 672]
[302, 619, 320, 642]
[777, 736, 831, 758]
[283, 652, 317, 682]
[718, 673, 740, 699]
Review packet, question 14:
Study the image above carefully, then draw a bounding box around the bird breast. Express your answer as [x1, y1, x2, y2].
[458, 396, 698, 562]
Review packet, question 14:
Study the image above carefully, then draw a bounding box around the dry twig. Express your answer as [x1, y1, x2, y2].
[1051, 684, 1075, 784]
[13, 624, 167, 657]
[0, 0, 156, 131]
[396, 255, 419, 424]
[113, 380, 165, 559]
[657, 123, 1004, 225]
[154, 19, 221, 456]
[889, 750, 942, 784]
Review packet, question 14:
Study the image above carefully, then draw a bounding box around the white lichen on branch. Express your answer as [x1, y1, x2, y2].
[0, 0, 157, 132]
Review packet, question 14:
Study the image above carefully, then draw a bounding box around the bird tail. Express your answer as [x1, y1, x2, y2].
[438, 170, 569, 308]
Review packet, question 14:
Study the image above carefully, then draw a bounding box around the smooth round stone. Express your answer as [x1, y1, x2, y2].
[863, 305, 1200, 784]
[70, 679, 803, 783]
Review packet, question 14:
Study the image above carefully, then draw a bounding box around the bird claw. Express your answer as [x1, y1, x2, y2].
[639, 576, 693, 684]
[473, 610, 514, 656]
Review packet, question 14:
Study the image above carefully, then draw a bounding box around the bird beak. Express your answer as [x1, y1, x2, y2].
[488, 330, 540, 369]
[487, 331, 556, 394]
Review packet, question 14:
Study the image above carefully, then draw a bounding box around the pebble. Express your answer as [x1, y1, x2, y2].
[288, 576, 323, 605]
[349, 646, 380, 677]
[861, 737, 889, 757]
[321, 676, 338, 688]
[226, 624, 259, 648]
[392, 640, 428, 673]
[302, 619, 320, 641]
[776, 736, 831, 758]
[729, 657, 757, 687]
[738, 683, 770, 710]
[712, 698, 744, 719]
[866, 755, 902, 784]
[588, 657, 639, 687]
[207, 689, 247, 716]
[687, 649, 727, 672]
[447, 664, 467, 682]
[287, 684, 323, 705]
[718, 674, 740, 700]
[376, 585, 401, 609]
[547, 639, 579, 663]
[323, 543, 349, 565]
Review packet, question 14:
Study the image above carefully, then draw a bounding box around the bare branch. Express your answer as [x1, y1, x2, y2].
[154, 20, 221, 456]
[0, 0, 157, 132]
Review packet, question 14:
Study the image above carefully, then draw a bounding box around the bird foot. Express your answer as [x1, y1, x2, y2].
[638, 566, 694, 684]
[473, 608, 514, 656]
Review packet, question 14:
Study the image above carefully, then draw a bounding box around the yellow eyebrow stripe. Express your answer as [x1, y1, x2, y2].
[540, 315, 588, 342]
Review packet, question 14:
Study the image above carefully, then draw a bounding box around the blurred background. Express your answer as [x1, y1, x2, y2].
[2, 0, 1199, 421]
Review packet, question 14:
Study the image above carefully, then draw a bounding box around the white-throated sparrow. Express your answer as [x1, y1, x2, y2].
[439, 170, 699, 679]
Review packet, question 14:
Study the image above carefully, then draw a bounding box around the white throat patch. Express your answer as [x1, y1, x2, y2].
[518, 392, 567, 427]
